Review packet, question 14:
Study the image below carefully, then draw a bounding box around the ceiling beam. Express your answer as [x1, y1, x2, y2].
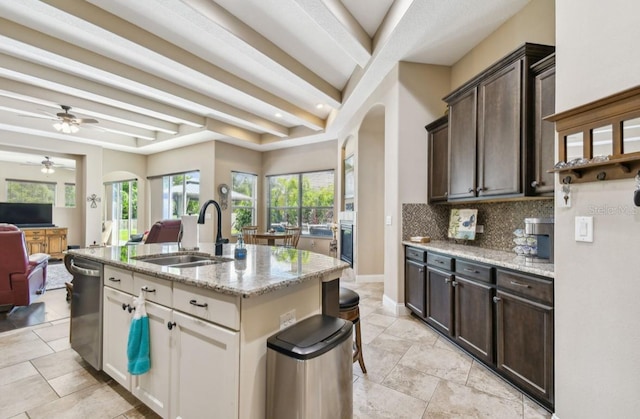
[37, 0, 327, 131]
[294, 0, 372, 68]
[0, 18, 295, 136]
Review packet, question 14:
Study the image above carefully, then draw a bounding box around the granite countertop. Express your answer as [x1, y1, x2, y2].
[67, 243, 349, 297]
[402, 240, 554, 278]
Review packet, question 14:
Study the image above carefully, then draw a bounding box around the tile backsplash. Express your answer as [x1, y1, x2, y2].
[402, 200, 554, 252]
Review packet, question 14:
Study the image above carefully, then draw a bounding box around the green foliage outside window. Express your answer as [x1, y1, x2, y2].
[7, 180, 55, 204]
[64, 183, 76, 207]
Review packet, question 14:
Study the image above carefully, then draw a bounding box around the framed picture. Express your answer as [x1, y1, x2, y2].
[344, 154, 355, 199]
[448, 208, 478, 240]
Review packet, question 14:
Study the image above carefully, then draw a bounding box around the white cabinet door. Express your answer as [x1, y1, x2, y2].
[170, 310, 240, 419]
[103, 287, 133, 390]
[132, 301, 172, 419]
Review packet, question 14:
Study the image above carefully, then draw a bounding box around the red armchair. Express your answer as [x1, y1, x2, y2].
[0, 223, 49, 308]
[144, 219, 182, 244]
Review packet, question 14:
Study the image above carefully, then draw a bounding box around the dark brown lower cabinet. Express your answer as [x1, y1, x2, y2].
[425, 267, 454, 335]
[454, 276, 494, 365]
[403, 246, 554, 411]
[405, 258, 426, 317]
[495, 289, 554, 409]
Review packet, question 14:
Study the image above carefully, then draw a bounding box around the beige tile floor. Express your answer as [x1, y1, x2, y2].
[0, 284, 552, 419]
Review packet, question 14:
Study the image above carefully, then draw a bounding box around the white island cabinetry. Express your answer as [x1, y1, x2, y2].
[70, 243, 347, 419]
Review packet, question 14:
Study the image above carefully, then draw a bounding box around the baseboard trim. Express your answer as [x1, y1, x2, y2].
[382, 294, 410, 316]
[355, 274, 384, 283]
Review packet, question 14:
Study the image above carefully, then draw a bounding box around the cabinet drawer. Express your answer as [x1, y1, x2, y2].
[496, 269, 553, 305]
[173, 283, 240, 331]
[455, 259, 493, 284]
[24, 229, 45, 236]
[47, 228, 66, 236]
[427, 253, 454, 271]
[104, 265, 134, 294]
[133, 274, 172, 306]
[406, 247, 427, 263]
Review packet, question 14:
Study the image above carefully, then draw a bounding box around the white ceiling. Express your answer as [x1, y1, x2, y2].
[0, 0, 530, 161]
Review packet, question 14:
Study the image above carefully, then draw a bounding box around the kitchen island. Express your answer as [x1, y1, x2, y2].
[67, 243, 348, 419]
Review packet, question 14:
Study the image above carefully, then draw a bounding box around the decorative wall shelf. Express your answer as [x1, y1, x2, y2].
[548, 154, 640, 184]
[546, 85, 640, 184]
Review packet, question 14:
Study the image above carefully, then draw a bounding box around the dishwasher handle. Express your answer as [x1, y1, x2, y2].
[68, 259, 101, 277]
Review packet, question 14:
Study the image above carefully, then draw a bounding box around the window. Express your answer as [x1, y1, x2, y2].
[6, 179, 56, 204]
[65, 183, 76, 207]
[267, 170, 334, 237]
[162, 171, 200, 219]
[106, 179, 138, 245]
[231, 171, 257, 235]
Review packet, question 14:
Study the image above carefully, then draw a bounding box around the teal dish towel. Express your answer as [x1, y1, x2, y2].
[127, 292, 150, 375]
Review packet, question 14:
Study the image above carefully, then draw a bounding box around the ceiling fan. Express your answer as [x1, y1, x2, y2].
[40, 156, 55, 174]
[51, 105, 99, 133]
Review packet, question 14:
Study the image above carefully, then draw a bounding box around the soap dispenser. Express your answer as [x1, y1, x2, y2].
[234, 234, 247, 260]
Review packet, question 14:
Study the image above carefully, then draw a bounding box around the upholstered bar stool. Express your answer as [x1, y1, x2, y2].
[338, 287, 367, 373]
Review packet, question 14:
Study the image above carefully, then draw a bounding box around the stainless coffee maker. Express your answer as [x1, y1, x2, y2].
[524, 218, 554, 263]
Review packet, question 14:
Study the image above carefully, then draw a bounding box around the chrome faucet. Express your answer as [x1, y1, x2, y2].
[197, 199, 228, 255]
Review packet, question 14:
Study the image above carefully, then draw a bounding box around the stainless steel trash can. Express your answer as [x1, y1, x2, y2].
[266, 314, 353, 419]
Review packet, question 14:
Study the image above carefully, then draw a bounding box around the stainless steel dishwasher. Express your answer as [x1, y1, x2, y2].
[65, 254, 104, 370]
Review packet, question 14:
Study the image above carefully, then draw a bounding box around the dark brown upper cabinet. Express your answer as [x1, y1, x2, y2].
[425, 115, 449, 203]
[442, 43, 555, 202]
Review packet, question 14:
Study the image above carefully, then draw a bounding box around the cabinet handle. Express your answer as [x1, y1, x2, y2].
[445, 277, 451, 284]
[167, 321, 176, 330]
[452, 281, 458, 287]
[531, 180, 542, 188]
[493, 296, 501, 303]
[464, 268, 478, 273]
[476, 187, 485, 192]
[444, 191, 448, 197]
[436, 259, 444, 264]
[418, 268, 424, 273]
[141, 286, 156, 293]
[509, 281, 531, 288]
[468, 187, 474, 193]
[121, 303, 127, 311]
[189, 299, 208, 308]
[108, 277, 121, 283]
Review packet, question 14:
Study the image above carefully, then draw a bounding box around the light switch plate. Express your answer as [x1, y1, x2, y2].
[575, 216, 593, 242]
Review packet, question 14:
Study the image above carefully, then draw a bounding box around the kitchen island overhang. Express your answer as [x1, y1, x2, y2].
[66, 243, 349, 419]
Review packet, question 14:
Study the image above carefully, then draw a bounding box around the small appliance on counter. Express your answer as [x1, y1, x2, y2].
[524, 218, 554, 263]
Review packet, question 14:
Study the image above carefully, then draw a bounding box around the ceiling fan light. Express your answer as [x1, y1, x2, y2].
[53, 122, 63, 131]
[70, 124, 79, 133]
[41, 165, 54, 174]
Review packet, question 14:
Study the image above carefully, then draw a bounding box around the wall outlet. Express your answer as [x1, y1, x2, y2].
[279, 310, 296, 330]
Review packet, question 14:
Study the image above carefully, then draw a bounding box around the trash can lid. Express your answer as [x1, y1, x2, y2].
[267, 315, 352, 360]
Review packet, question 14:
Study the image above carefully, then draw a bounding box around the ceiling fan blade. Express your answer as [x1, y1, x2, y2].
[76, 118, 99, 124]
[19, 114, 57, 121]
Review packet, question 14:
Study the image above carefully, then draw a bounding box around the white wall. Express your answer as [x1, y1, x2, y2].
[554, 1, 640, 417]
[214, 141, 262, 240]
[451, 0, 556, 89]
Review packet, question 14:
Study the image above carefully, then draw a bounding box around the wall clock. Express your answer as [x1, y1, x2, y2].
[218, 183, 229, 209]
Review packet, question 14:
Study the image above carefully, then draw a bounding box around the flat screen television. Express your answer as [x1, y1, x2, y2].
[0, 202, 54, 227]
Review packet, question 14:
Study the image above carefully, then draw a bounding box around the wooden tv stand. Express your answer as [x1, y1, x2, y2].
[22, 227, 68, 260]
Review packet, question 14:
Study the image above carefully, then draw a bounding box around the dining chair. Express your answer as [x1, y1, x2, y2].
[242, 225, 259, 245]
[282, 226, 301, 248]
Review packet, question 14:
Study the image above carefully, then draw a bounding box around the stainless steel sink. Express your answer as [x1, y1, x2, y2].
[135, 253, 233, 268]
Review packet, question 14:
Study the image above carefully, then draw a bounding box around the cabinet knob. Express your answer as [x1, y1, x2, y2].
[418, 268, 424, 273]
[167, 321, 177, 330]
[493, 296, 501, 303]
[476, 187, 485, 192]
[452, 281, 457, 287]
[444, 191, 448, 197]
[445, 277, 451, 284]
[468, 188, 474, 194]
[531, 180, 539, 188]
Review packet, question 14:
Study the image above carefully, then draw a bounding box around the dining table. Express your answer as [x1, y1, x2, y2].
[254, 231, 293, 246]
